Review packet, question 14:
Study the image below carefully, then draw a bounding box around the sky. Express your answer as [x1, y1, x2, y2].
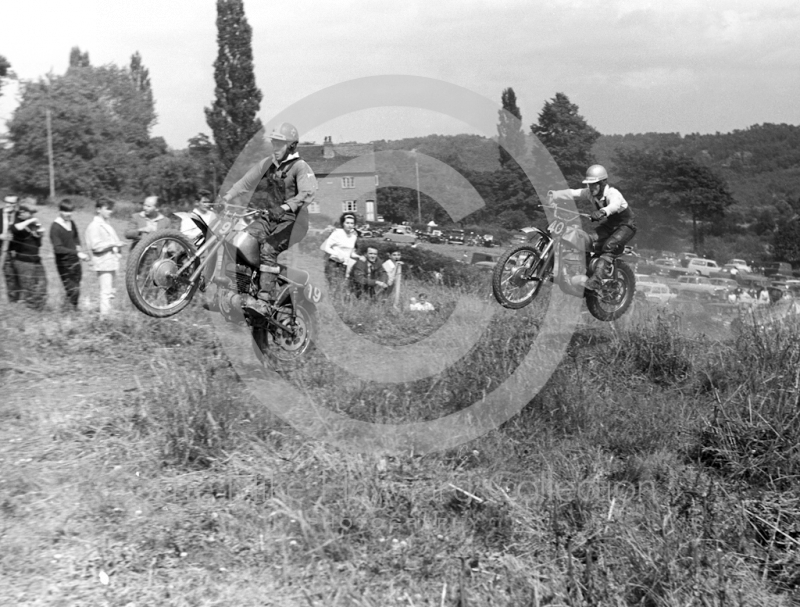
[1, 0, 799, 149]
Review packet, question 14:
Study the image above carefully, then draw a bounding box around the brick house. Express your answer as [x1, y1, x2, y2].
[299, 136, 378, 222]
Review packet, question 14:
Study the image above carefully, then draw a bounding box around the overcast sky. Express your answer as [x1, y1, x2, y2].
[1, 0, 798, 149]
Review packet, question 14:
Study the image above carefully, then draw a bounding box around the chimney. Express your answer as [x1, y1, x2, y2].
[323, 136, 334, 159]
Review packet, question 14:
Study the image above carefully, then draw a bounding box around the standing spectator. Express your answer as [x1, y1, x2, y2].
[381, 249, 403, 296]
[321, 212, 361, 282]
[1, 195, 21, 302]
[758, 287, 770, 305]
[9, 202, 48, 310]
[85, 198, 125, 315]
[124, 195, 170, 250]
[49, 199, 89, 309]
[350, 246, 386, 298]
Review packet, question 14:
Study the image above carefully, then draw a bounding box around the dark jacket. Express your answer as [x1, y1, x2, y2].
[350, 257, 381, 298]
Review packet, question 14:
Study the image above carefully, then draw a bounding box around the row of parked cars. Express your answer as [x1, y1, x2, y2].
[635, 270, 800, 305]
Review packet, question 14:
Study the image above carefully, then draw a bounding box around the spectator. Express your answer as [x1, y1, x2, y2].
[321, 212, 361, 282]
[758, 287, 770, 305]
[9, 202, 48, 310]
[50, 199, 89, 310]
[381, 249, 403, 296]
[350, 246, 386, 298]
[85, 198, 125, 315]
[1, 195, 21, 302]
[125, 195, 170, 250]
[410, 292, 435, 312]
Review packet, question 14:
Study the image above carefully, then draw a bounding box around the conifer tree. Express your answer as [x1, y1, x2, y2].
[531, 93, 600, 184]
[205, 0, 263, 168]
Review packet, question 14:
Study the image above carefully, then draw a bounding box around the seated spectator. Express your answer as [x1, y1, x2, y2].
[321, 212, 361, 282]
[125, 195, 170, 249]
[410, 292, 435, 312]
[350, 246, 386, 298]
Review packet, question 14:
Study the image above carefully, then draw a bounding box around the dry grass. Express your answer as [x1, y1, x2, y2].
[2, 205, 799, 605]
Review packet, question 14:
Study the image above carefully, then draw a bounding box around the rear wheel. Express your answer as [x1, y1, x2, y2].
[125, 229, 200, 318]
[492, 240, 549, 309]
[586, 260, 635, 321]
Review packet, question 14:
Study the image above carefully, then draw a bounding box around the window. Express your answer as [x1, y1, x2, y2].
[306, 201, 321, 214]
[342, 201, 357, 213]
[341, 176, 354, 189]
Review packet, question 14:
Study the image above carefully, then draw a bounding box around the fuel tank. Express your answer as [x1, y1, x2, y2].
[225, 230, 261, 267]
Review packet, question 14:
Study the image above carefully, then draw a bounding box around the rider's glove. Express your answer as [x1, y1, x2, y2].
[271, 205, 288, 221]
[590, 210, 606, 222]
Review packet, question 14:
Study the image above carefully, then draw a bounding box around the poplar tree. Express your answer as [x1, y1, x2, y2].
[497, 87, 526, 169]
[205, 0, 263, 168]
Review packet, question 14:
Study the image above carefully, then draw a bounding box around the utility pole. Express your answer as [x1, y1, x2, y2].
[45, 79, 56, 202]
[412, 149, 421, 223]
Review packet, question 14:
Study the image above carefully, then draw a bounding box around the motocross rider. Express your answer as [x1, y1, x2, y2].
[221, 122, 317, 307]
[547, 164, 636, 291]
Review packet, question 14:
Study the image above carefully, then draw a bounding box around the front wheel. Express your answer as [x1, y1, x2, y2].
[585, 260, 635, 321]
[252, 301, 316, 368]
[492, 240, 549, 309]
[125, 229, 201, 318]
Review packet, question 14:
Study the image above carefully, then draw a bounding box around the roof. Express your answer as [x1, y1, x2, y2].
[299, 142, 376, 176]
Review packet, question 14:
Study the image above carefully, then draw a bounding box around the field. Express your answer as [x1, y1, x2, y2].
[1, 204, 799, 606]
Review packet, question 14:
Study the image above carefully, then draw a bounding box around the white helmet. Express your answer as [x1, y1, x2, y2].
[582, 164, 608, 184]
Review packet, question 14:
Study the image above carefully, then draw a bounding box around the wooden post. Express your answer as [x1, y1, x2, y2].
[45, 108, 56, 202]
[393, 263, 402, 310]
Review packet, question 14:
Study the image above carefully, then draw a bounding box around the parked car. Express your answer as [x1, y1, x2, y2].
[384, 225, 418, 244]
[674, 275, 727, 301]
[686, 258, 720, 277]
[709, 277, 740, 298]
[726, 258, 752, 273]
[447, 229, 466, 245]
[636, 282, 678, 305]
[761, 262, 792, 277]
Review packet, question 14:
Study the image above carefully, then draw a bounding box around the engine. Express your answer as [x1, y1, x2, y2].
[225, 262, 255, 294]
[561, 250, 588, 287]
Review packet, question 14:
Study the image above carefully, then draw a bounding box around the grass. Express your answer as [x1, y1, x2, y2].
[2, 204, 800, 605]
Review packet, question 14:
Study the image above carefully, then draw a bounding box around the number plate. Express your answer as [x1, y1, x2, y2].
[548, 219, 565, 235]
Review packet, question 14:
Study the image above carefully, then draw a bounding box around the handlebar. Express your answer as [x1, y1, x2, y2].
[540, 204, 591, 220]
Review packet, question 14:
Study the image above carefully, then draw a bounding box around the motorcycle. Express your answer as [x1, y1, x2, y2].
[125, 203, 321, 366]
[491, 203, 635, 321]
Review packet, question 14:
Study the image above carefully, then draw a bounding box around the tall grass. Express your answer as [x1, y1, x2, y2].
[3, 284, 800, 604]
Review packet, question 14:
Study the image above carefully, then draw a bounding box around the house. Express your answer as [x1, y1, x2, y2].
[299, 136, 378, 222]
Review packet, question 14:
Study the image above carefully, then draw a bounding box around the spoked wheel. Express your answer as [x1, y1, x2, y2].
[585, 260, 635, 321]
[492, 241, 549, 309]
[252, 301, 316, 368]
[125, 229, 201, 318]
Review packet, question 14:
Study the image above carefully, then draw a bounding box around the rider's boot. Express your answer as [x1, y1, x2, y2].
[257, 265, 281, 301]
[584, 258, 609, 292]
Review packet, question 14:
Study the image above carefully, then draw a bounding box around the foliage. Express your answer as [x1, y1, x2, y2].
[142, 152, 207, 205]
[531, 92, 600, 185]
[497, 87, 526, 170]
[4, 51, 162, 197]
[0, 54, 10, 97]
[772, 218, 800, 263]
[614, 148, 736, 252]
[68, 46, 90, 69]
[205, 0, 263, 169]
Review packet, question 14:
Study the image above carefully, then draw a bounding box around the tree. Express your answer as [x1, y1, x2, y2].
[497, 88, 525, 169]
[205, 0, 263, 169]
[0, 55, 11, 97]
[614, 149, 736, 252]
[5, 58, 164, 197]
[68, 47, 90, 69]
[772, 218, 800, 263]
[531, 93, 600, 184]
